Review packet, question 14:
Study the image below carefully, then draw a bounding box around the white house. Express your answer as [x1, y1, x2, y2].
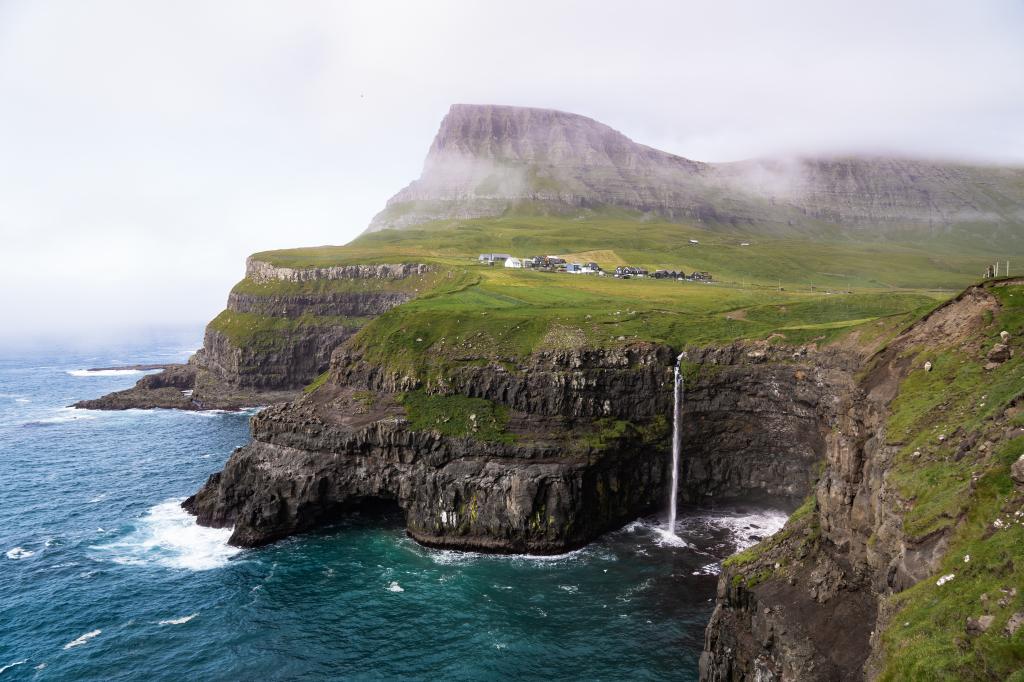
[689, 239, 700, 245]
[504, 257, 523, 269]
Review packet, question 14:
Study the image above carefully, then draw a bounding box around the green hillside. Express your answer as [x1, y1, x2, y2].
[260, 211, 1016, 290]
[238, 211, 1024, 383]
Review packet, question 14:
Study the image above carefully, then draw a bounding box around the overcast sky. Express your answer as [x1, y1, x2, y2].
[1, 0, 1023, 345]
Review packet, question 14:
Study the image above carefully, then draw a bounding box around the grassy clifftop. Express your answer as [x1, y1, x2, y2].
[239, 211, 1016, 381]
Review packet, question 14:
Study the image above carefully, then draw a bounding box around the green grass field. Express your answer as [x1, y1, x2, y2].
[236, 211, 1022, 378]
[255, 211, 1014, 290]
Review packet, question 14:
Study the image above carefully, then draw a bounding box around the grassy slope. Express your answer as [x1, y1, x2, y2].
[877, 283, 1024, 680]
[243, 211, 1019, 380]
[257, 211, 1016, 290]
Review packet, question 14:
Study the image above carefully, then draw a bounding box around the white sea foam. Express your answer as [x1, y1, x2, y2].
[0, 660, 27, 674]
[690, 509, 789, 553]
[23, 408, 98, 427]
[159, 614, 197, 625]
[63, 630, 101, 649]
[653, 526, 691, 548]
[418, 541, 602, 567]
[67, 369, 146, 377]
[15, 398, 30, 403]
[386, 581, 404, 592]
[5, 547, 34, 560]
[692, 562, 721, 576]
[624, 508, 789, 561]
[92, 499, 240, 571]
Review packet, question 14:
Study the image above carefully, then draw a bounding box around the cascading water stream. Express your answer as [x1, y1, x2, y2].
[666, 352, 685, 541]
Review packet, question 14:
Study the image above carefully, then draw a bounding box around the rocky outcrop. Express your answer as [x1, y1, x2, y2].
[245, 258, 429, 283]
[73, 364, 199, 410]
[367, 104, 1024, 235]
[226, 290, 412, 318]
[184, 385, 669, 551]
[699, 281, 1019, 681]
[191, 325, 354, 391]
[185, 339, 860, 550]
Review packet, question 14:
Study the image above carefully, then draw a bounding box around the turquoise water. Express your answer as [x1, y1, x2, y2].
[0, 338, 786, 680]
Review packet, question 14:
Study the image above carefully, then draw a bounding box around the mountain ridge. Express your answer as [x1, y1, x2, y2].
[366, 103, 1024, 238]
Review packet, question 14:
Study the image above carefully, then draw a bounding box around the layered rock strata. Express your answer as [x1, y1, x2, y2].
[185, 341, 860, 551]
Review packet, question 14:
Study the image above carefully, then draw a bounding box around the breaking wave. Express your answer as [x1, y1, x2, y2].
[91, 499, 241, 571]
[63, 629, 101, 649]
[22, 408, 98, 427]
[66, 369, 147, 377]
[5, 547, 35, 560]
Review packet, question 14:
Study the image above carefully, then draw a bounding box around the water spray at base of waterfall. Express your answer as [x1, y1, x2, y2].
[664, 352, 686, 545]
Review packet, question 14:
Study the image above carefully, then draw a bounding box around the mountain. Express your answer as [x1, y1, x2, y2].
[367, 104, 1024, 240]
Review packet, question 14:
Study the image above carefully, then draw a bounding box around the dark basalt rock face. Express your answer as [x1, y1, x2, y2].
[184, 341, 860, 552]
[680, 344, 859, 505]
[191, 325, 355, 391]
[184, 397, 668, 552]
[226, 290, 413, 318]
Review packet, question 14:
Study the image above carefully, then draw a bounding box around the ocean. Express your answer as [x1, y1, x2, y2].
[0, 337, 786, 680]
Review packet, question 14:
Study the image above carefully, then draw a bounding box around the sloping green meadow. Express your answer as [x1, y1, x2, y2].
[240, 212, 1002, 377]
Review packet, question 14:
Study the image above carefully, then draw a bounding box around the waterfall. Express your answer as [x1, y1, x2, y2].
[667, 352, 685, 538]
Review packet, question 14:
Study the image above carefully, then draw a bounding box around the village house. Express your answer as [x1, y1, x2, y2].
[525, 256, 561, 269]
[478, 253, 512, 265]
[614, 266, 649, 278]
[504, 257, 523, 269]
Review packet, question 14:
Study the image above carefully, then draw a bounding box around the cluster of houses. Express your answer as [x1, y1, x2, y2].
[479, 253, 599, 273]
[614, 267, 711, 281]
[478, 253, 712, 282]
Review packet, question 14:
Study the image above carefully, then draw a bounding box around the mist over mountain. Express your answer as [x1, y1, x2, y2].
[368, 104, 1024, 240]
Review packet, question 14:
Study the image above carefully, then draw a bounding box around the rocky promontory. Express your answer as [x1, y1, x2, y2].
[74, 259, 433, 411]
